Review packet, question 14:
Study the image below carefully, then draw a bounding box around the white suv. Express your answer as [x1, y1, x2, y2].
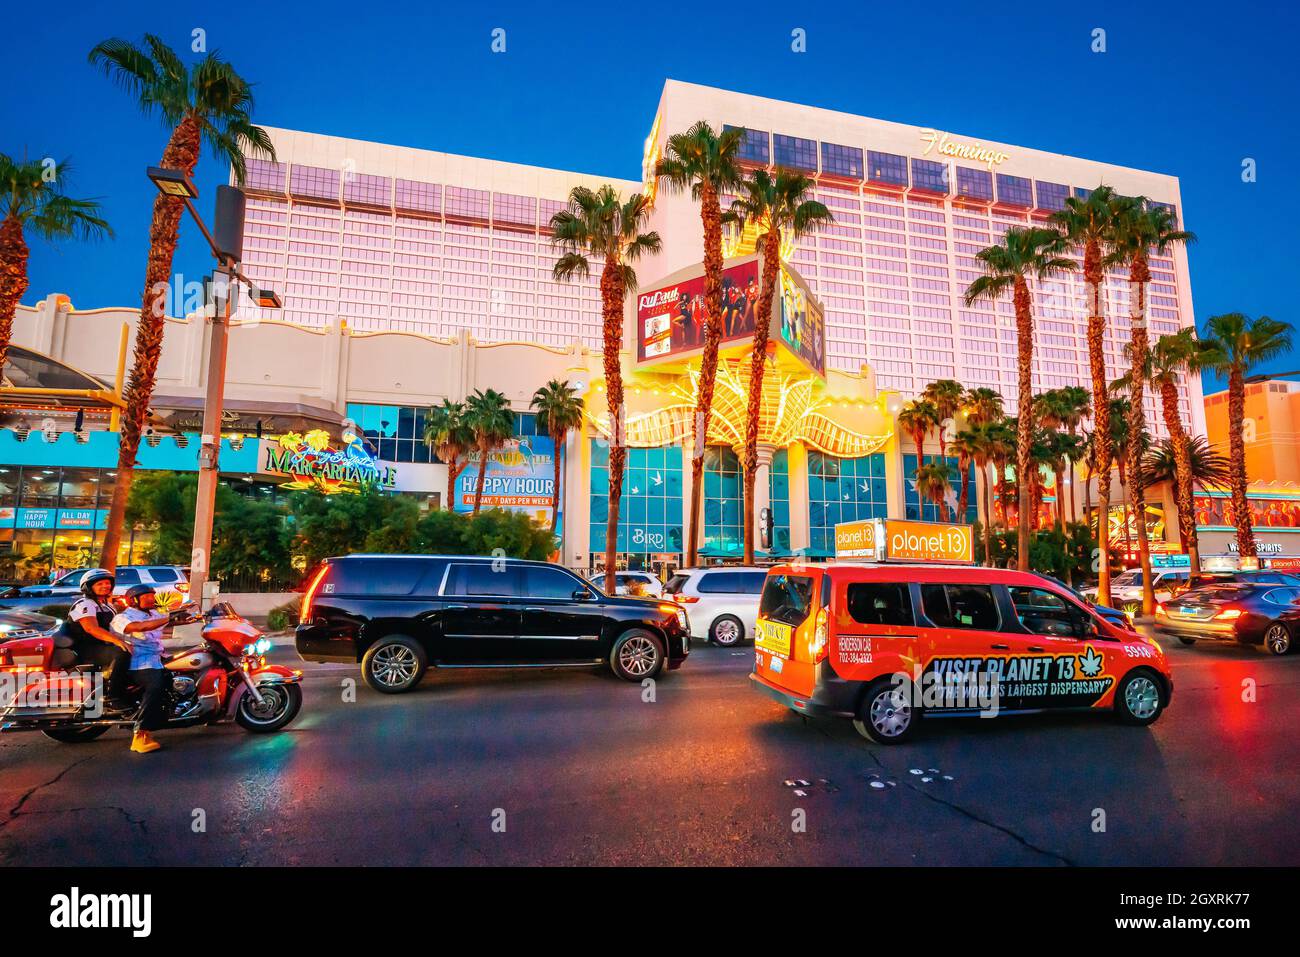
[665, 567, 767, 646]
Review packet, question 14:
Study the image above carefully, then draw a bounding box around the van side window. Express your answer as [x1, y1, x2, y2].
[920, 583, 999, 630]
[846, 583, 914, 626]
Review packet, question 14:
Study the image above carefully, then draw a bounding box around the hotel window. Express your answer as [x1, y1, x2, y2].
[589, 442, 684, 558]
[867, 151, 908, 187]
[902, 454, 977, 523]
[955, 167, 993, 201]
[245, 159, 287, 194]
[1035, 180, 1069, 211]
[996, 174, 1032, 207]
[821, 142, 863, 178]
[289, 164, 341, 203]
[910, 158, 949, 193]
[807, 451, 887, 555]
[444, 186, 490, 221]
[727, 125, 770, 164]
[774, 134, 818, 172]
[343, 172, 392, 207]
[395, 179, 441, 215]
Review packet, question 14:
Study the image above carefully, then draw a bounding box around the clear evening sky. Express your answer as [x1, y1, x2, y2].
[3, 0, 1295, 390]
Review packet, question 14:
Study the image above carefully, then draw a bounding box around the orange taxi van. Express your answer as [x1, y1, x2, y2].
[751, 563, 1173, 744]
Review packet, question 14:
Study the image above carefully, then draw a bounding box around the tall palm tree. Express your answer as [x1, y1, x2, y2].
[90, 35, 274, 569]
[655, 122, 745, 568]
[1115, 327, 1205, 571]
[897, 400, 940, 473]
[921, 379, 965, 460]
[530, 379, 584, 535]
[963, 226, 1075, 571]
[463, 388, 514, 516]
[550, 185, 660, 591]
[1198, 313, 1295, 560]
[728, 167, 832, 562]
[1051, 185, 1123, 602]
[1111, 198, 1197, 613]
[0, 156, 112, 377]
[915, 460, 954, 522]
[423, 399, 473, 513]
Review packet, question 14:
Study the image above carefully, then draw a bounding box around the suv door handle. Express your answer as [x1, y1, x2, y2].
[990, 643, 1010, 650]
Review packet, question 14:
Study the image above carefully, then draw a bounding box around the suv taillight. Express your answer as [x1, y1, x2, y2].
[811, 607, 829, 663]
[301, 565, 330, 623]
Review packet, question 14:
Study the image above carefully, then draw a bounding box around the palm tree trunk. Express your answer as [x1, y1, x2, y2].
[1086, 247, 1114, 604]
[1126, 256, 1156, 614]
[1160, 380, 1200, 571]
[472, 440, 489, 515]
[600, 256, 627, 593]
[100, 113, 203, 570]
[549, 429, 563, 535]
[1227, 366, 1255, 559]
[743, 229, 780, 564]
[687, 184, 725, 568]
[0, 214, 30, 379]
[1013, 277, 1034, 572]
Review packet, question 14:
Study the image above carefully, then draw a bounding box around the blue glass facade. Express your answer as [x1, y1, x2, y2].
[902, 454, 978, 523]
[807, 451, 888, 555]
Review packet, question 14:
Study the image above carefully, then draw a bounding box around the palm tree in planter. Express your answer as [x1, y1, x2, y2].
[655, 121, 745, 568]
[1114, 327, 1206, 571]
[921, 379, 965, 460]
[423, 399, 474, 513]
[963, 226, 1075, 571]
[463, 388, 514, 516]
[1050, 185, 1123, 602]
[898, 399, 940, 474]
[530, 379, 584, 536]
[90, 34, 274, 569]
[1198, 313, 1295, 560]
[550, 185, 660, 591]
[0, 156, 112, 378]
[915, 460, 954, 522]
[728, 166, 833, 563]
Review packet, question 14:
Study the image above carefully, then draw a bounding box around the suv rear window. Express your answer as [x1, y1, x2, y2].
[326, 559, 434, 596]
[846, 582, 914, 626]
[920, 583, 999, 630]
[760, 574, 815, 627]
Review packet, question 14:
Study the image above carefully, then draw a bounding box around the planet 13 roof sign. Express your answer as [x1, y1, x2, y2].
[263, 429, 397, 494]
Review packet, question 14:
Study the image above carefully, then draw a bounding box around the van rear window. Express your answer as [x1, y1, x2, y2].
[760, 575, 815, 627]
[846, 582, 914, 626]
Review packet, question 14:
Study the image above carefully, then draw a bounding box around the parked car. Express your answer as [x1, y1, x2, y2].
[18, 565, 189, 602]
[664, 566, 768, 646]
[751, 563, 1172, 744]
[296, 554, 691, 692]
[590, 571, 664, 598]
[1154, 581, 1300, 655]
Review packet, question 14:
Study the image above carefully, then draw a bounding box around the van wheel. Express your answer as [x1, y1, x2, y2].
[361, 635, 427, 694]
[609, 629, 664, 681]
[1114, 669, 1164, 725]
[853, 677, 918, 745]
[710, 615, 744, 647]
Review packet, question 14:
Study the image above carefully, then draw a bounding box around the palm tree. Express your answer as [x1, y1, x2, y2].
[921, 379, 965, 459]
[728, 167, 832, 562]
[462, 388, 514, 516]
[1142, 435, 1231, 497]
[423, 399, 474, 513]
[1111, 198, 1197, 613]
[530, 379, 584, 535]
[1198, 313, 1295, 560]
[90, 35, 274, 569]
[963, 226, 1075, 571]
[0, 156, 112, 377]
[550, 185, 660, 591]
[1051, 185, 1123, 602]
[1115, 327, 1205, 570]
[915, 460, 954, 522]
[655, 122, 745, 568]
[897, 400, 940, 472]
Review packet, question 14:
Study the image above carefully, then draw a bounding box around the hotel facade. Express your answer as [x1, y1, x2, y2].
[4, 80, 1234, 580]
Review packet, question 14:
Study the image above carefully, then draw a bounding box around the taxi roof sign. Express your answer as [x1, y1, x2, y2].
[834, 518, 974, 565]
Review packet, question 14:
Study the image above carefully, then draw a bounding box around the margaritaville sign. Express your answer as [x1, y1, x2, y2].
[263, 429, 397, 493]
[920, 129, 1010, 170]
[834, 518, 974, 564]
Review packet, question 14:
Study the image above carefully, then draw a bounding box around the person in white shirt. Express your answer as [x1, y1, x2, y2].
[111, 584, 173, 754]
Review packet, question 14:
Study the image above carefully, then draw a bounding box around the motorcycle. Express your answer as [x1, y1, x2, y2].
[0, 602, 303, 743]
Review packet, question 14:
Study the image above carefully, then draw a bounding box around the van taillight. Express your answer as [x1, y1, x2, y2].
[301, 565, 330, 623]
[811, 607, 829, 663]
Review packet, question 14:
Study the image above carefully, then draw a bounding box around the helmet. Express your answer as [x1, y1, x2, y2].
[123, 584, 156, 607]
[80, 568, 115, 597]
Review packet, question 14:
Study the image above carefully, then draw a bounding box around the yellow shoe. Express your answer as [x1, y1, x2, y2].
[130, 731, 161, 754]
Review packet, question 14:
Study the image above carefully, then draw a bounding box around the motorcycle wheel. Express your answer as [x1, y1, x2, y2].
[235, 684, 302, 733]
[43, 726, 110, 743]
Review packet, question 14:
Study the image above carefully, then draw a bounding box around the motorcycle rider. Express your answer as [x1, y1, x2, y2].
[61, 569, 132, 712]
[110, 584, 173, 754]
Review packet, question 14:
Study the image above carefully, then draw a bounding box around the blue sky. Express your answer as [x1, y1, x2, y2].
[4, 0, 1296, 390]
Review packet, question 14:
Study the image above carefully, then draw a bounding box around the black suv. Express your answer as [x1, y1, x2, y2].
[296, 554, 690, 692]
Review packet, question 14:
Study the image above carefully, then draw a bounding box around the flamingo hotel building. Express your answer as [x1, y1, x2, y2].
[4, 79, 1250, 581]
